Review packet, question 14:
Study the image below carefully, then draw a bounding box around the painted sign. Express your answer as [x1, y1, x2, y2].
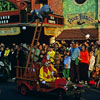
[0, 15, 20, 24]
[67, 12, 96, 27]
[47, 16, 57, 24]
[0, 0, 18, 11]
[27, 14, 64, 26]
[0, 27, 20, 36]
[63, 0, 97, 29]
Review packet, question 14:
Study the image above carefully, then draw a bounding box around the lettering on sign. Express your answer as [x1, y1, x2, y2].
[0, 27, 20, 36]
[28, 14, 64, 25]
[67, 12, 95, 26]
[47, 16, 57, 24]
[0, 15, 19, 24]
[0, 16, 10, 24]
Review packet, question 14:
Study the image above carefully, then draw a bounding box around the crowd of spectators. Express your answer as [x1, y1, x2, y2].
[0, 40, 100, 86]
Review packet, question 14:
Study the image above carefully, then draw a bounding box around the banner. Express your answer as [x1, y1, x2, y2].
[0, 27, 20, 36]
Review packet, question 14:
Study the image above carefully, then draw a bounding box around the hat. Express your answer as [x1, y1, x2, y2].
[85, 34, 90, 38]
[42, 56, 47, 64]
[42, 55, 51, 64]
[66, 48, 70, 52]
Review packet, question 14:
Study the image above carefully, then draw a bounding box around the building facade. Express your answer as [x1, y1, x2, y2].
[0, 0, 64, 44]
[56, 0, 98, 40]
[63, 0, 98, 29]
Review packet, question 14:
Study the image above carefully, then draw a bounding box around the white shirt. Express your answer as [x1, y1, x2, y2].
[89, 56, 95, 71]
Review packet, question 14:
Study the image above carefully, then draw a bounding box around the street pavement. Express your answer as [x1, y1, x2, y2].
[0, 80, 100, 100]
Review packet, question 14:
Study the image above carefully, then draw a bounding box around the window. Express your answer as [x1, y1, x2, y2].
[39, 0, 48, 4]
[74, 0, 87, 5]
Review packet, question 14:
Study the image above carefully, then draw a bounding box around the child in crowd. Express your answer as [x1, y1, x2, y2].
[63, 50, 71, 80]
[88, 51, 95, 79]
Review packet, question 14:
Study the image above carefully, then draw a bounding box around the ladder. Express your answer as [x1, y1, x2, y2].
[25, 21, 43, 71]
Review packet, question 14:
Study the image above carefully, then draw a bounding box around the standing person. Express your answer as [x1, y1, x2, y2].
[47, 47, 55, 64]
[8, 47, 16, 78]
[88, 51, 95, 80]
[69, 43, 73, 51]
[80, 45, 89, 84]
[54, 51, 61, 71]
[0, 47, 5, 61]
[95, 46, 100, 67]
[33, 45, 40, 63]
[16, 46, 26, 67]
[63, 50, 71, 80]
[38, 45, 43, 62]
[70, 42, 80, 83]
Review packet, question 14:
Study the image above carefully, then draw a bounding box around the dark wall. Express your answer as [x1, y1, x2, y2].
[0, 26, 51, 46]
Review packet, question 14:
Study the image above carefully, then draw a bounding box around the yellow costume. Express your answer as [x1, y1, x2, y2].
[39, 64, 57, 82]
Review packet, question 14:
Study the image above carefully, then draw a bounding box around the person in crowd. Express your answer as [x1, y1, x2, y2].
[69, 43, 73, 51]
[3, 47, 11, 71]
[16, 45, 26, 67]
[42, 43, 47, 51]
[33, 45, 40, 63]
[53, 43, 59, 52]
[78, 43, 82, 51]
[95, 46, 100, 67]
[80, 45, 89, 84]
[47, 46, 55, 64]
[59, 45, 66, 66]
[91, 66, 100, 88]
[0, 46, 5, 61]
[12, 43, 16, 50]
[84, 42, 90, 52]
[38, 45, 44, 62]
[54, 50, 61, 71]
[0, 40, 98, 83]
[89, 42, 94, 51]
[8, 47, 17, 78]
[70, 42, 80, 83]
[63, 50, 71, 80]
[88, 51, 95, 79]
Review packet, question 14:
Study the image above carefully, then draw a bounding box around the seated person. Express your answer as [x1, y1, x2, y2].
[39, 55, 57, 84]
[89, 66, 100, 88]
[92, 66, 100, 87]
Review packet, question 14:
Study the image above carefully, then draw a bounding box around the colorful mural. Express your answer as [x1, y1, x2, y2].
[63, 0, 98, 29]
[0, 0, 18, 12]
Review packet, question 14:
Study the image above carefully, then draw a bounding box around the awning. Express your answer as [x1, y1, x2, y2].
[56, 28, 98, 40]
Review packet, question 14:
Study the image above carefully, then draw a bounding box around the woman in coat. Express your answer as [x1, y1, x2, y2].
[80, 45, 89, 84]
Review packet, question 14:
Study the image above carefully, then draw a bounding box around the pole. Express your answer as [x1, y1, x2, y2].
[98, 0, 100, 42]
[98, 25, 100, 42]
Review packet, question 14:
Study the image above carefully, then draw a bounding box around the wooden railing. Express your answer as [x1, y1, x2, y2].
[16, 66, 39, 81]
